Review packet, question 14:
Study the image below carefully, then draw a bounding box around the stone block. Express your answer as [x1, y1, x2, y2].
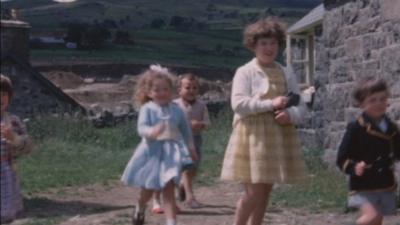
[345, 107, 361, 122]
[298, 129, 319, 150]
[381, 0, 400, 20]
[345, 37, 363, 60]
[380, 45, 400, 86]
[323, 148, 337, 166]
[329, 59, 352, 83]
[387, 99, 400, 121]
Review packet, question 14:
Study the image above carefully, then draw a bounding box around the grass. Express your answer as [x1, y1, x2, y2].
[196, 108, 348, 211]
[271, 147, 348, 211]
[20, 115, 139, 193]
[16, 107, 348, 225]
[18, 217, 66, 225]
[20, 107, 347, 208]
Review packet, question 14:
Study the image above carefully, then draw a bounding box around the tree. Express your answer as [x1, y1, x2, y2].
[169, 16, 185, 29]
[113, 30, 135, 45]
[150, 18, 166, 29]
[64, 22, 87, 48]
[63, 22, 110, 50]
[81, 25, 111, 49]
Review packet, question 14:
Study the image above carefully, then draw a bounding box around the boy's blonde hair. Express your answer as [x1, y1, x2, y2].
[134, 65, 174, 106]
[243, 17, 287, 50]
[177, 73, 199, 88]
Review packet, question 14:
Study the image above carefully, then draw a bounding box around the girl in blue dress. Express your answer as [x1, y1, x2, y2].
[121, 65, 197, 225]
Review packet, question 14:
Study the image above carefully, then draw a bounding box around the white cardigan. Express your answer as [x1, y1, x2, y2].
[231, 58, 308, 126]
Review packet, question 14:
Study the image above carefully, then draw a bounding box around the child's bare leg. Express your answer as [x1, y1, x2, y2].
[356, 203, 382, 225]
[182, 169, 197, 202]
[162, 181, 177, 221]
[249, 184, 273, 225]
[233, 183, 268, 225]
[133, 188, 153, 224]
[137, 188, 153, 209]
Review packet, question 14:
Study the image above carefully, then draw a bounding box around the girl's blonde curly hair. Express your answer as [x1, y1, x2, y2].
[134, 65, 174, 106]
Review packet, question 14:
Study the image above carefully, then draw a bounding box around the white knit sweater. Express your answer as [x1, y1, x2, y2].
[231, 58, 308, 126]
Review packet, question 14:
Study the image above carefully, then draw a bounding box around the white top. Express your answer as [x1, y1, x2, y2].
[174, 98, 211, 135]
[231, 58, 308, 126]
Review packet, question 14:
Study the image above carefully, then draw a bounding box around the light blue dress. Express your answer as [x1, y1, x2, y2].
[121, 101, 193, 190]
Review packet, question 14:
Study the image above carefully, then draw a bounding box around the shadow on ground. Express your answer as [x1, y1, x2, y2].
[179, 203, 235, 216]
[22, 197, 132, 219]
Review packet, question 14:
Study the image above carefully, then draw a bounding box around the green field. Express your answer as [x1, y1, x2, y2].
[31, 28, 254, 69]
[3, 0, 321, 68]
[6, 0, 320, 27]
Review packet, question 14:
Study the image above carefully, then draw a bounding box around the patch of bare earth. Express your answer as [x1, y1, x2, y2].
[10, 181, 400, 225]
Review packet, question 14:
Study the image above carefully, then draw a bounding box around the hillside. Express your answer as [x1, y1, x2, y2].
[3, 0, 321, 30]
[2, 0, 322, 69]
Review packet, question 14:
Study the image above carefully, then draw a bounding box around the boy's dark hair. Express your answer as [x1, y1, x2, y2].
[0, 74, 13, 100]
[353, 77, 389, 104]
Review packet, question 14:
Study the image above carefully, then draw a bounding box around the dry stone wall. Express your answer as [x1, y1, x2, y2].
[314, 0, 400, 165]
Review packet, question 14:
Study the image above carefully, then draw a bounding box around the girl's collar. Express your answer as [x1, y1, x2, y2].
[150, 100, 171, 108]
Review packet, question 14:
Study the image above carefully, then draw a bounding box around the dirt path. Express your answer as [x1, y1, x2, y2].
[11, 181, 400, 225]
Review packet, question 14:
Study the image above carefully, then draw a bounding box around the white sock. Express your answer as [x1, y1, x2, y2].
[166, 219, 176, 225]
[153, 197, 162, 208]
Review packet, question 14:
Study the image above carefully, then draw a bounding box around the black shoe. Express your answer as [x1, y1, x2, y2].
[132, 211, 145, 225]
[179, 185, 186, 202]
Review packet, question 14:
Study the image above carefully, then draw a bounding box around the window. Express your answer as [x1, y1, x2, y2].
[286, 33, 315, 88]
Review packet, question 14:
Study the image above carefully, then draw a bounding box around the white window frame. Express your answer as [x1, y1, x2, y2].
[286, 33, 315, 87]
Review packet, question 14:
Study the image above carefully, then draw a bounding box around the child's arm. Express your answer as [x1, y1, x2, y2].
[231, 68, 275, 116]
[336, 122, 358, 175]
[8, 116, 32, 157]
[201, 105, 211, 129]
[191, 105, 211, 132]
[284, 66, 309, 125]
[137, 105, 164, 139]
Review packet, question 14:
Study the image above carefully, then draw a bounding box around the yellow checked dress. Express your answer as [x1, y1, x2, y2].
[221, 65, 307, 184]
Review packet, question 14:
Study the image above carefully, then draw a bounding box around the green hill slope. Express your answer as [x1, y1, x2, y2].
[3, 0, 321, 30]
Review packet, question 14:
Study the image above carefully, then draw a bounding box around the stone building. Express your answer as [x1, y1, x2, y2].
[287, 0, 400, 165]
[1, 19, 84, 118]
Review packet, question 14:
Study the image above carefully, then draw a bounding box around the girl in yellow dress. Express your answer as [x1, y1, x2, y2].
[220, 18, 308, 225]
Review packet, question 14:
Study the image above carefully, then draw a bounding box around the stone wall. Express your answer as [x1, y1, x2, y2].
[1, 60, 80, 118]
[314, 0, 400, 165]
[1, 20, 84, 118]
[1, 20, 30, 62]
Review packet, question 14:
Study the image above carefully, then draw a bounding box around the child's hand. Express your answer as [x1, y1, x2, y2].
[272, 96, 288, 110]
[0, 123, 15, 143]
[191, 120, 204, 132]
[274, 110, 292, 125]
[148, 123, 165, 139]
[189, 148, 198, 162]
[355, 161, 367, 176]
